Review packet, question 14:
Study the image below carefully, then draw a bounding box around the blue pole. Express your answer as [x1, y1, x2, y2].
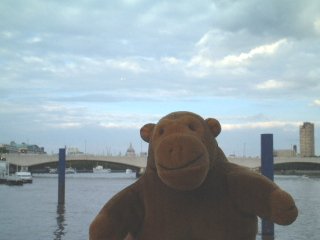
[261, 134, 274, 238]
[58, 148, 66, 205]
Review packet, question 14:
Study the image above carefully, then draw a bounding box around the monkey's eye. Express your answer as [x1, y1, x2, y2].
[158, 128, 165, 135]
[188, 123, 197, 131]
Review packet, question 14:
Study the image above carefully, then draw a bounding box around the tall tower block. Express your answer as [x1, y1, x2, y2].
[299, 122, 315, 157]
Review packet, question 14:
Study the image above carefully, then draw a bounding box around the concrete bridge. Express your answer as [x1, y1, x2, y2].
[228, 156, 320, 170]
[3, 154, 147, 169]
[2, 154, 320, 170]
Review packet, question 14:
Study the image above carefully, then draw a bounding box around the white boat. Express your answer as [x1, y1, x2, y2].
[93, 165, 111, 173]
[15, 171, 33, 183]
[66, 167, 76, 174]
[49, 168, 57, 174]
[5, 175, 24, 185]
[125, 169, 133, 174]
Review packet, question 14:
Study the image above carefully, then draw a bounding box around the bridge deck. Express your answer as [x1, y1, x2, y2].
[3, 154, 146, 168]
[2, 154, 320, 169]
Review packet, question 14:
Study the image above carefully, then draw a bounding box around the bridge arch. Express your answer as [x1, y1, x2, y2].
[4, 154, 147, 173]
[28, 159, 143, 173]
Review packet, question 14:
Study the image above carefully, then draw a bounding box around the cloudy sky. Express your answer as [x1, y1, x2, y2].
[1, 0, 319, 156]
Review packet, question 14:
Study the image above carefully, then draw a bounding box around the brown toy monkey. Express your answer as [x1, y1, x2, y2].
[90, 111, 298, 240]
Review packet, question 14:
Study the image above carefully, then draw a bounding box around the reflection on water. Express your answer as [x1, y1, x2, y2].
[54, 204, 66, 240]
[0, 174, 319, 240]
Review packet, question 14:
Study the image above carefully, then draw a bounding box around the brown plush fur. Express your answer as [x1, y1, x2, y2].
[90, 111, 298, 240]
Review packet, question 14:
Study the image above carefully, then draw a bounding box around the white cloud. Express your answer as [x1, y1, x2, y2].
[41, 103, 66, 112]
[51, 122, 82, 129]
[188, 52, 213, 68]
[1, 31, 14, 38]
[122, 0, 144, 6]
[222, 121, 300, 131]
[26, 37, 42, 44]
[186, 38, 288, 78]
[313, 99, 320, 106]
[98, 112, 159, 129]
[22, 56, 45, 64]
[12, 53, 147, 81]
[217, 39, 287, 67]
[0, 102, 36, 114]
[105, 59, 146, 73]
[99, 122, 141, 129]
[189, 37, 287, 67]
[51, 56, 147, 74]
[195, 30, 216, 47]
[161, 57, 181, 65]
[255, 79, 286, 90]
[313, 18, 320, 34]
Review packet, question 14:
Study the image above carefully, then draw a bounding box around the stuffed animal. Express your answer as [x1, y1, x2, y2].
[90, 111, 298, 240]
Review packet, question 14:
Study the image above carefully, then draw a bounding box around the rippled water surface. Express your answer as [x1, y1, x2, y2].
[0, 174, 319, 240]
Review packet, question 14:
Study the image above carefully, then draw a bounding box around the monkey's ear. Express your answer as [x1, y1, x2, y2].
[140, 123, 155, 143]
[205, 118, 221, 137]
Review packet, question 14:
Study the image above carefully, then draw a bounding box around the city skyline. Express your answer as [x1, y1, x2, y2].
[1, 120, 318, 157]
[1, 0, 320, 156]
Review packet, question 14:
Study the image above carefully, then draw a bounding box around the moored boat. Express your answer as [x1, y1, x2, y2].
[49, 168, 57, 174]
[0, 161, 24, 185]
[5, 175, 24, 185]
[66, 167, 76, 174]
[93, 165, 111, 173]
[15, 171, 33, 183]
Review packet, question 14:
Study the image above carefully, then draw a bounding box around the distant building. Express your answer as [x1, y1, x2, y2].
[125, 143, 136, 157]
[273, 149, 296, 157]
[67, 147, 83, 155]
[1, 141, 46, 154]
[300, 122, 315, 157]
[140, 152, 148, 157]
[274, 144, 297, 157]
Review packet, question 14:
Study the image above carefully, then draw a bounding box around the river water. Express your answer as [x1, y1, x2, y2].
[0, 173, 319, 240]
